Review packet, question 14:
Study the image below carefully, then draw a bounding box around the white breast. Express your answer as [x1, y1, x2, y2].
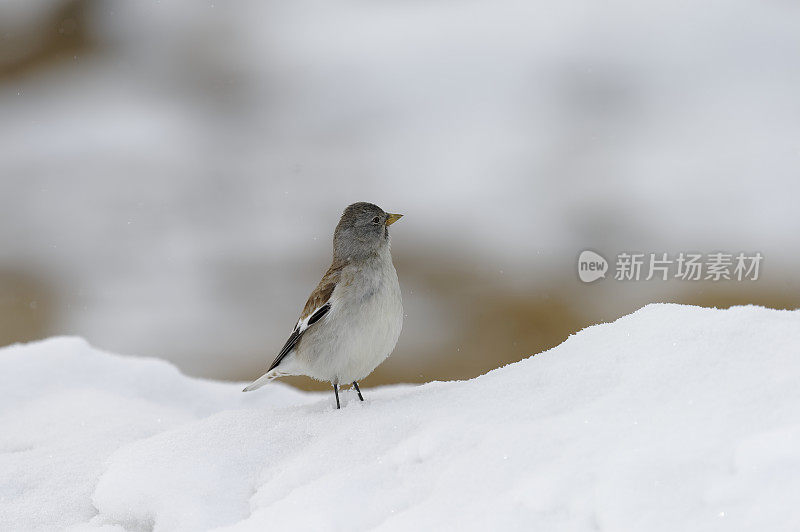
[294, 253, 403, 384]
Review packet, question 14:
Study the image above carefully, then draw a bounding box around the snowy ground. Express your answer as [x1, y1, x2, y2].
[1, 303, 799, 531]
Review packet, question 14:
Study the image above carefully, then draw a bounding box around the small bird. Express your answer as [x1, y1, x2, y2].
[243, 202, 404, 409]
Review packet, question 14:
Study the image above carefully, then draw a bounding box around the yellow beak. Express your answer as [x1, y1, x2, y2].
[385, 213, 403, 226]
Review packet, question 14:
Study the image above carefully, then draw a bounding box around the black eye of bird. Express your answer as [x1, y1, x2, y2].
[372, 216, 381, 224]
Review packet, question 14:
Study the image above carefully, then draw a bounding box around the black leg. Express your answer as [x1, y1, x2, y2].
[333, 383, 340, 409]
[352, 381, 364, 401]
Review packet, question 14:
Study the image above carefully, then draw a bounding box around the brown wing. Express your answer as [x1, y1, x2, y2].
[265, 262, 344, 373]
[299, 262, 342, 321]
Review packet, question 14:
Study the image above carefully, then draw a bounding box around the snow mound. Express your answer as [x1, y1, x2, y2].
[1, 304, 799, 531]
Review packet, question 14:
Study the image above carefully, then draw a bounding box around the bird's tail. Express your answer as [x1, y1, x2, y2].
[242, 355, 301, 392]
[242, 371, 280, 392]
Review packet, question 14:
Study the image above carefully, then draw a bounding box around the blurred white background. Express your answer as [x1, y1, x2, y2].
[2, 0, 799, 387]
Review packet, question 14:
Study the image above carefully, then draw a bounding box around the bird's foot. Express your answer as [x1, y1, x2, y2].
[352, 381, 364, 402]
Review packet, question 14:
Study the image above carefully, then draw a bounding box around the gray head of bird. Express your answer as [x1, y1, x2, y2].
[333, 202, 403, 262]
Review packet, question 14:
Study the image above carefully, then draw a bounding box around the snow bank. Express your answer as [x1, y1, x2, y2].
[1, 304, 799, 531]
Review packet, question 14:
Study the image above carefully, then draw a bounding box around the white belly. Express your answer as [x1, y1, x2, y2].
[293, 258, 403, 384]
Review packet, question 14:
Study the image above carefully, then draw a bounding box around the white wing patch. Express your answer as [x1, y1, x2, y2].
[296, 301, 332, 334]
